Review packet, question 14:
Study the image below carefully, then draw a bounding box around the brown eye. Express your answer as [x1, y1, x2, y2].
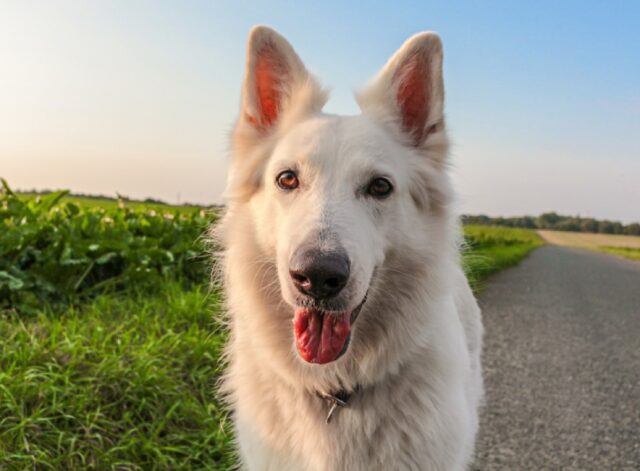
[367, 177, 393, 198]
[276, 170, 299, 190]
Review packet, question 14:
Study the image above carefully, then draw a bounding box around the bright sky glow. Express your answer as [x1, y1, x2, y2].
[1, 1, 638, 221]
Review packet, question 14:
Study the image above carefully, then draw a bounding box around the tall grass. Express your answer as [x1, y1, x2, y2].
[0, 283, 235, 470]
[463, 225, 543, 289]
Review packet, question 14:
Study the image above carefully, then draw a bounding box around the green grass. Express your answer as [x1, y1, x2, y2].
[595, 246, 640, 261]
[0, 282, 235, 470]
[463, 225, 544, 290]
[17, 193, 202, 212]
[1, 180, 544, 469]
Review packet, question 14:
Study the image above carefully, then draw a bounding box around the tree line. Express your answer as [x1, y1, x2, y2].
[462, 212, 640, 236]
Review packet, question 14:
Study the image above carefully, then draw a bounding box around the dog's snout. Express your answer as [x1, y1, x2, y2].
[289, 248, 350, 300]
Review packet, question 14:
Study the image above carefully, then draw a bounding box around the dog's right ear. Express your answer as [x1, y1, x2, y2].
[227, 26, 326, 202]
[238, 26, 326, 136]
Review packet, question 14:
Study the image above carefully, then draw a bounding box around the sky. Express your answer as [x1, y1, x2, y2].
[1, 1, 639, 222]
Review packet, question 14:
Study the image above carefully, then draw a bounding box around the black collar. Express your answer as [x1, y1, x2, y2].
[316, 386, 359, 423]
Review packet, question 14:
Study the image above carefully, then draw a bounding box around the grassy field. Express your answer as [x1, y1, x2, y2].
[0, 284, 234, 469]
[595, 246, 640, 261]
[538, 230, 640, 261]
[1, 181, 542, 469]
[463, 225, 544, 289]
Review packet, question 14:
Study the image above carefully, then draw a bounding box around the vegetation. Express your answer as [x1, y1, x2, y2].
[463, 225, 544, 289]
[17, 190, 206, 211]
[0, 284, 235, 469]
[463, 212, 640, 236]
[1, 180, 542, 469]
[1, 180, 236, 469]
[596, 246, 640, 261]
[2, 179, 213, 314]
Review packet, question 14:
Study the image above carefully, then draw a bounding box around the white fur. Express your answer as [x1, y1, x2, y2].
[214, 26, 483, 471]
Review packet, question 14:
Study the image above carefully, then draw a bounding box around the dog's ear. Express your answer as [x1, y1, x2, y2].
[357, 32, 445, 149]
[227, 26, 326, 202]
[239, 26, 326, 134]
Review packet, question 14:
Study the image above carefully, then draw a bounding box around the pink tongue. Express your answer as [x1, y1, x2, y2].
[293, 308, 351, 364]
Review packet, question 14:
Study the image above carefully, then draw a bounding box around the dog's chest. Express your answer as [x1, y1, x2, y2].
[235, 367, 456, 471]
[320, 389, 439, 471]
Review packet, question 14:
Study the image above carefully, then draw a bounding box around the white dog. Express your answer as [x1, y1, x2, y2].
[215, 25, 483, 471]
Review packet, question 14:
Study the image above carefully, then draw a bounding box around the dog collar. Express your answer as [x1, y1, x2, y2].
[316, 386, 359, 423]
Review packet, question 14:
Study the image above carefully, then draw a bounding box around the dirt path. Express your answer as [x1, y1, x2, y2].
[472, 246, 640, 470]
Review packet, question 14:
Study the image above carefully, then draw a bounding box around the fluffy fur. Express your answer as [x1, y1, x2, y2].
[214, 25, 483, 470]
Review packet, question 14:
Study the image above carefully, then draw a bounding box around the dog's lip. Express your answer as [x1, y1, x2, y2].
[349, 293, 367, 324]
[293, 292, 368, 324]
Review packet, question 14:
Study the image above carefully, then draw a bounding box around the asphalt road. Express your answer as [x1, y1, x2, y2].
[472, 246, 640, 470]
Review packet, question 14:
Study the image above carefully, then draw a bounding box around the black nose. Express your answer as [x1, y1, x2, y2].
[289, 248, 350, 300]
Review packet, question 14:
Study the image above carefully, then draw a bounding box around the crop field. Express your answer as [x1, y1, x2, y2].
[17, 192, 202, 212]
[537, 230, 640, 249]
[1, 180, 542, 469]
[538, 230, 640, 261]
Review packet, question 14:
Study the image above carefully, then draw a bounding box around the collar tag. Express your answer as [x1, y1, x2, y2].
[317, 390, 352, 424]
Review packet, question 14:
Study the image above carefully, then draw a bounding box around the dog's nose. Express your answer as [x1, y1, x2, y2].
[289, 248, 350, 299]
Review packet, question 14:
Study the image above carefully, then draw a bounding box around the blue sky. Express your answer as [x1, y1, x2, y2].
[1, 1, 639, 221]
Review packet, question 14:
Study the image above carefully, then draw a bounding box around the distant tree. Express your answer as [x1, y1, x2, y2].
[143, 197, 168, 205]
[461, 212, 638, 236]
[537, 212, 561, 229]
[557, 218, 580, 232]
[611, 222, 624, 234]
[625, 223, 640, 236]
[580, 219, 597, 233]
[599, 221, 614, 234]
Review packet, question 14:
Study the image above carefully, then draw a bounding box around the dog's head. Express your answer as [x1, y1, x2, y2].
[223, 26, 454, 368]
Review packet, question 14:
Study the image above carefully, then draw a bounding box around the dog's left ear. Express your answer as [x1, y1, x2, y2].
[357, 32, 445, 149]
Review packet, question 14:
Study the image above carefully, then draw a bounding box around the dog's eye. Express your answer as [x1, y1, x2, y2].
[276, 170, 299, 190]
[367, 177, 393, 198]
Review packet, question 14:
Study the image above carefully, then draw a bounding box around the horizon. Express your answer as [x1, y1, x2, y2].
[9, 186, 640, 227]
[1, 1, 639, 222]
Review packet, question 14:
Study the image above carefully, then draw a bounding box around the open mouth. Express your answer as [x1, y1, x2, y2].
[293, 296, 366, 365]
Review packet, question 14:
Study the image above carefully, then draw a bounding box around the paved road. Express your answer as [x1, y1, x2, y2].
[472, 246, 640, 470]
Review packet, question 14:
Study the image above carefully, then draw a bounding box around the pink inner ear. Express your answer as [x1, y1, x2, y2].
[395, 53, 431, 145]
[251, 44, 289, 129]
